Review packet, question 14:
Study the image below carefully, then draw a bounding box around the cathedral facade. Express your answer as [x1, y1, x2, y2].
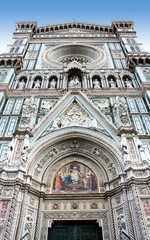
[0, 20, 150, 240]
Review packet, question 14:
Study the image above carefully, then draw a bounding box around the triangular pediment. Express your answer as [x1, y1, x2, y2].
[32, 91, 118, 143]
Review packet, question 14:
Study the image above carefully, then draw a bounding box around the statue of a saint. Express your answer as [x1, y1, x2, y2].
[18, 79, 25, 89]
[33, 79, 41, 89]
[21, 146, 28, 167]
[69, 75, 80, 87]
[49, 78, 56, 89]
[4, 146, 13, 166]
[125, 78, 133, 88]
[93, 79, 101, 89]
[109, 78, 117, 88]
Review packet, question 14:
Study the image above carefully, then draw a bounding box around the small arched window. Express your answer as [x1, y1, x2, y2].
[10, 48, 14, 53]
[14, 40, 18, 45]
[130, 46, 135, 52]
[131, 39, 136, 44]
[19, 40, 23, 45]
[135, 46, 140, 52]
[15, 47, 19, 53]
[127, 39, 131, 44]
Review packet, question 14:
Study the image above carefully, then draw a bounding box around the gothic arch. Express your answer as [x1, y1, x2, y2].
[27, 128, 123, 189]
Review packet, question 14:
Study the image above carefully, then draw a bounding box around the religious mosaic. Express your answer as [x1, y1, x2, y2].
[53, 162, 98, 193]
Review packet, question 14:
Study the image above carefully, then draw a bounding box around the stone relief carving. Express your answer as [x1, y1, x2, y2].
[0, 218, 5, 229]
[40, 99, 57, 113]
[20, 96, 37, 128]
[48, 102, 104, 132]
[113, 97, 130, 126]
[41, 211, 109, 240]
[33, 138, 117, 186]
[93, 98, 110, 112]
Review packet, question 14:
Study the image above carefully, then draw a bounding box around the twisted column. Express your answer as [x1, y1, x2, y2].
[122, 189, 136, 240]
[131, 185, 148, 240]
[34, 197, 43, 240]
[108, 197, 116, 240]
[4, 187, 20, 240]
[15, 190, 28, 240]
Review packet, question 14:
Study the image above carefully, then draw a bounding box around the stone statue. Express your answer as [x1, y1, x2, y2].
[121, 135, 130, 162]
[93, 78, 101, 89]
[21, 146, 29, 167]
[4, 146, 13, 166]
[18, 79, 25, 89]
[135, 137, 147, 162]
[117, 214, 126, 231]
[69, 75, 80, 87]
[33, 79, 41, 89]
[109, 78, 117, 88]
[49, 78, 57, 89]
[125, 78, 132, 88]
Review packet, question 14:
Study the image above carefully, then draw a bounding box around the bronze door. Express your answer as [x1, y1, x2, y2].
[48, 221, 103, 240]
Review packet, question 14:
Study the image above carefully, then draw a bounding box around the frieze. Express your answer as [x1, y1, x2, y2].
[43, 200, 107, 211]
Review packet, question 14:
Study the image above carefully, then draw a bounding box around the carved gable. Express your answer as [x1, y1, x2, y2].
[32, 91, 118, 142]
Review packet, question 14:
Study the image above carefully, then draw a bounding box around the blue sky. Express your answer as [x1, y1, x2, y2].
[0, 0, 150, 53]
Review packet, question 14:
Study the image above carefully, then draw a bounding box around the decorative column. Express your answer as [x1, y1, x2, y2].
[34, 197, 43, 240]
[107, 197, 116, 240]
[15, 190, 28, 240]
[122, 189, 136, 240]
[131, 184, 149, 240]
[4, 187, 20, 240]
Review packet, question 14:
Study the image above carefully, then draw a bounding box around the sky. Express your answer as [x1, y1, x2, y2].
[0, 0, 150, 53]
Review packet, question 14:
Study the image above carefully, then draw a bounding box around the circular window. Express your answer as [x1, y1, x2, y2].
[44, 44, 106, 67]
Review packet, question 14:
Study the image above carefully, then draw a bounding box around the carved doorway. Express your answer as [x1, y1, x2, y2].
[48, 220, 103, 240]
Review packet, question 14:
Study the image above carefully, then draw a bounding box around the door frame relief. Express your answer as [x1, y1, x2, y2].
[40, 211, 109, 240]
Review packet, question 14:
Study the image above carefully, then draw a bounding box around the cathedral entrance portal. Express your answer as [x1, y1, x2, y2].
[48, 221, 103, 240]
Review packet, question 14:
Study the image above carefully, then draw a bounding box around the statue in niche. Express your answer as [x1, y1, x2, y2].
[109, 78, 117, 88]
[4, 146, 13, 166]
[53, 162, 97, 193]
[125, 77, 133, 88]
[120, 134, 130, 162]
[135, 137, 147, 162]
[93, 78, 101, 89]
[33, 78, 41, 89]
[117, 214, 126, 232]
[21, 146, 29, 167]
[49, 78, 57, 89]
[69, 75, 81, 87]
[18, 79, 25, 89]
